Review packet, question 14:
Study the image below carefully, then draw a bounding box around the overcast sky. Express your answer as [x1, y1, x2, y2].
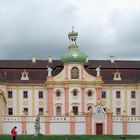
[0, 0, 140, 60]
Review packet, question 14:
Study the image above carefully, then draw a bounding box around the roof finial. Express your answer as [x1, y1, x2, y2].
[72, 25, 74, 32]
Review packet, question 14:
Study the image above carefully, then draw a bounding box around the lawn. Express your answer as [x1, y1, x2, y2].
[0, 135, 140, 140]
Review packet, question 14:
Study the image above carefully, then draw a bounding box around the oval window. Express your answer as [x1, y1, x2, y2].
[87, 90, 92, 97]
[73, 90, 77, 96]
[56, 91, 61, 97]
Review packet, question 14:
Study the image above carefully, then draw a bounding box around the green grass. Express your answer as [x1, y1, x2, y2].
[0, 135, 140, 140]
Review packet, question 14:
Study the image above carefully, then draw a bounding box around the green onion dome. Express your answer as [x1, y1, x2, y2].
[68, 31, 78, 38]
[61, 44, 87, 64]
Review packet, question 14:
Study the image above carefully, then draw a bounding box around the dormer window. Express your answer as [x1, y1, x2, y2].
[21, 70, 29, 80]
[71, 67, 79, 79]
[113, 71, 121, 81]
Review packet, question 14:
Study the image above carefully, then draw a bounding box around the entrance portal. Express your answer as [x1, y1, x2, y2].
[96, 123, 103, 134]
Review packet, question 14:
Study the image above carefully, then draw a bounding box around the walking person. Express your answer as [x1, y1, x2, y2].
[11, 126, 17, 140]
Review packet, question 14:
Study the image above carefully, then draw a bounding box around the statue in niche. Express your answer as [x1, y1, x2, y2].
[71, 67, 78, 79]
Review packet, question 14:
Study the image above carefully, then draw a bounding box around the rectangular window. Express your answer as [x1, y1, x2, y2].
[38, 91, 43, 99]
[116, 107, 121, 115]
[131, 91, 136, 99]
[116, 91, 121, 99]
[23, 108, 28, 115]
[131, 108, 136, 115]
[102, 91, 106, 99]
[8, 108, 13, 115]
[39, 108, 44, 115]
[8, 91, 13, 98]
[23, 91, 28, 98]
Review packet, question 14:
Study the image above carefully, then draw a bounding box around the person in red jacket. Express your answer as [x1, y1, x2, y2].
[11, 126, 17, 140]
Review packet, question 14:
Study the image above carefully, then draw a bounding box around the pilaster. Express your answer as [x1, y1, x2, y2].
[64, 84, 69, 114]
[107, 111, 113, 134]
[22, 112, 27, 134]
[81, 86, 85, 113]
[86, 114, 92, 134]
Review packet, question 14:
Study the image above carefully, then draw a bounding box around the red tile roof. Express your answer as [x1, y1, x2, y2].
[0, 60, 139, 84]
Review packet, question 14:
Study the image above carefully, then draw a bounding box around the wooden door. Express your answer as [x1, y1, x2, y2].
[96, 123, 103, 134]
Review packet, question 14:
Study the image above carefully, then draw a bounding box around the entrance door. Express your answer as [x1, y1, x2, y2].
[73, 106, 78, 115]
[96, 123, 103, 134]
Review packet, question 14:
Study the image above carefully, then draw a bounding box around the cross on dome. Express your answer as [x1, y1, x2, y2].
[72, 53, 78, 58]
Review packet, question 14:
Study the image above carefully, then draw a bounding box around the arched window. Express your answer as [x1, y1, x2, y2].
[71, 67, 79, 79]
[56, 106, 61, 116]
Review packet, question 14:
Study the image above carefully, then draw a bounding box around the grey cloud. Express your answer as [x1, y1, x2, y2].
[0, 0, 140, 60]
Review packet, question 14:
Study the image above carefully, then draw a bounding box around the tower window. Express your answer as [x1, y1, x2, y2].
[131, 108, 136, 115]
[8, 91, 13, 98]
[56, 106, 61, 116]
[39, 108, 44, 115]
[23, 108, 28, 115]
[116, 91, 121, 99]
[71, 67, 79, 79]
[116, 107, 121, 115]
[23, 91, 28, 98]
[131, 91, 136, 99]
[102, 91, 106, 99]
[38, 91, 43, 98]
[8, 108, 13, 115]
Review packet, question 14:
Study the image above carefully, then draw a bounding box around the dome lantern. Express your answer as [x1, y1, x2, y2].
[61, 27, 87, 64]
[68, 26, 78, 45]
